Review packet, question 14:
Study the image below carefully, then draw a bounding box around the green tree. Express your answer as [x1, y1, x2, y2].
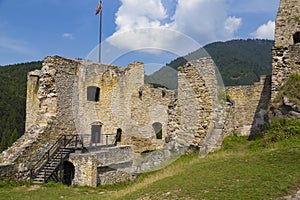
[9, 128, 19, 146]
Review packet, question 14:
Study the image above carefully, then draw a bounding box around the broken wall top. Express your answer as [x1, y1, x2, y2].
[275, 0, 300, 47]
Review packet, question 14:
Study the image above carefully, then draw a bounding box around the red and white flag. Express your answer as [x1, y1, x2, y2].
[95, 1, 102, 15]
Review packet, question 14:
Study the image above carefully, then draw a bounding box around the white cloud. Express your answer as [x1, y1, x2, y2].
[114, 0, 167, 32]
[62, 33, 74, 40]
[171, 0, 242, 44]
[225, 16, 242, 35]
[250, 21, 275, 40]
[107, 0, 242, 54]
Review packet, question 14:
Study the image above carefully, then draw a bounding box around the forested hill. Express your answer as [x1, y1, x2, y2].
[0, 61, 42, 152]
[146, 39, 274, 88]
[204, 39, 273, 86]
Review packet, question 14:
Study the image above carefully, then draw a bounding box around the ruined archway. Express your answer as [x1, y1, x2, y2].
[62, 161, 75, 186]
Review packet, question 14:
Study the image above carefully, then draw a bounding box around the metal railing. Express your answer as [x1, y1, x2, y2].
[30, 134, 83, 180]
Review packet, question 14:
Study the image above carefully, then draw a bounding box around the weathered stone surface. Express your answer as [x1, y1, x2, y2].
[272, 45, 300, 100]
[0, 56, 226, 185]
[167, 58, 226, 154]
[274, 0, 300, 47]
[272, 0, 300, 101]
[69, 154, 98, 187]
[224, 76, 271, 136]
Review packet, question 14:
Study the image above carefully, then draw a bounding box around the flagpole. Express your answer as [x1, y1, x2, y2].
[99, 1, 102, 63]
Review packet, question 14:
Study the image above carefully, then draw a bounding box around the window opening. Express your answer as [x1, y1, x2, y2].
[152, 122, 162, 139]
[87, 86, 100, 102]
[293, 32, 300, 44]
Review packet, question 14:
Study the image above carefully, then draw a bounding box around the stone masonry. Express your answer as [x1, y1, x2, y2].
[0, 0, 299, 187]
[272, 0, 300, 100]
[224, 76, 271, 137]
[0, 56, 224, 186]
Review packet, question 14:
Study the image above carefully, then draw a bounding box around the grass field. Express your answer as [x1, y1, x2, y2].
[0, 135, 299, 200]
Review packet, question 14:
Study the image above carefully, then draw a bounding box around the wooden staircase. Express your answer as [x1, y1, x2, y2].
[31, 135, 83, 184]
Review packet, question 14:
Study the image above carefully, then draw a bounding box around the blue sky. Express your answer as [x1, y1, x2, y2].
[0, 0, 280, 70]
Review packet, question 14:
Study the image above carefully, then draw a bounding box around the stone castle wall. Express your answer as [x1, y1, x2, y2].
[128, 85, 175, 152]
[274, 0, 300, 47]
[224, 76, 271, 136]
[72, 60, 174, 153]
[272, 44, 300, 100]
[0, 56, 81, 178]
[272, 0, 300, 101]
[167, 58, 223, 150]
[0, 56, 177, 182]
[0, 56, 245, 185]
[73, 61, 145, 147]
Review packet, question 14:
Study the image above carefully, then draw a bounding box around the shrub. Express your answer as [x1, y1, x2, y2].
[261, 118, 300, 146]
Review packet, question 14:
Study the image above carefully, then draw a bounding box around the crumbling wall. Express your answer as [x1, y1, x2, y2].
[73, 60, 175, 153]
[272, 0, 300, 101]
[224, 76, 271, 136]
[274, 0, 300, 47]
[272, 45, 300, 100]
[25, 70, 40, 131]
[167, 58, 222, 150]
[127, 85, 175, 152]
[69, 145, 135, 186]
[0, 56, 80, 180]
[0, 164, 17, 182]
[69, 154, 98, 187]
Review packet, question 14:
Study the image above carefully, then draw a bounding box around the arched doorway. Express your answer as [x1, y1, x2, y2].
[116, 128, 122, 143]
[62, 161, 75, 186]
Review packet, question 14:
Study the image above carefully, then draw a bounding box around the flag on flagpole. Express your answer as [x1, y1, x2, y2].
[95, 1, 102, 15]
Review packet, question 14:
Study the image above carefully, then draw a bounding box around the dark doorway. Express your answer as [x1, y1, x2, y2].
[87, 86, 100, 102]
[91, 125, 101, 144]
[116, 128, 122, 143]
[293, 32, 300, 44]
[152, 122, 163, 139]
[62, 161, 75, 186]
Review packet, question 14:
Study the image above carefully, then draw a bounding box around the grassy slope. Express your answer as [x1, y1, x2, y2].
[0, 135, 299, 200]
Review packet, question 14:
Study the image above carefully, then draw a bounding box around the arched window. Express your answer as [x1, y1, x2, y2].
[293, 32, 300, 44]
[87, 86, 100, 102]
[152, 122, 162, 139]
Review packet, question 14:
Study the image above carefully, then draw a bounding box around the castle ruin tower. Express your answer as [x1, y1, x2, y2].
[272, 0, 300, 101]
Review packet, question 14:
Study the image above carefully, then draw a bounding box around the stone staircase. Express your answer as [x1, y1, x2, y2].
[31, 135, 83, 184]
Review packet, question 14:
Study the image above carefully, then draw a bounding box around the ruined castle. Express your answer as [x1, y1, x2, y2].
[0, 0, 299, 187]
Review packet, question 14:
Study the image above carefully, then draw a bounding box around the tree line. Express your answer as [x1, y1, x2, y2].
[0, 61, 42, 152]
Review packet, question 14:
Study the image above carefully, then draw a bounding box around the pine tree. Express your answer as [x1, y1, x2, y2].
[9, 128, 19, 146]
